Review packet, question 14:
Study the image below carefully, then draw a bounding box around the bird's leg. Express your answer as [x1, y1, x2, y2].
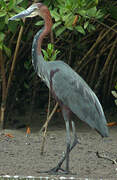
[65, 118, 71, 172]
[39, 107, 71, 174]
[50, 120, 79, 172]
[39, 108, 78, 174]
[44, 120, 79, 174]
[71, 120, 78, 149]
[54, 121, 78, 171]
[58, 106, 71, 173]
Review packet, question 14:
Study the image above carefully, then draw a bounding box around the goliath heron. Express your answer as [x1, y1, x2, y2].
[9, 3, 109, 174]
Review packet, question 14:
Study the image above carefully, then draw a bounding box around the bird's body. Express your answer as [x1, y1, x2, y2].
[32, 29, 108, 137]
[9, 3, 109, 174]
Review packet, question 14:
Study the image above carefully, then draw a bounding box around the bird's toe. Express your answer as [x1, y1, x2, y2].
[38, 166, 69, 175]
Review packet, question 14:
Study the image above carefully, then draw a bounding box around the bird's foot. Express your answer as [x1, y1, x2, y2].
[38, 166, 69, 175]
[48, 166, 69, 174]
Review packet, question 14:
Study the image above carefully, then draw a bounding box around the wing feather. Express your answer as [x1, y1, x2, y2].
[51, 62, 108, 137]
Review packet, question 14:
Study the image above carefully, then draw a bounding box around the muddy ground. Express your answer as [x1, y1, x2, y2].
[0, 110, 117, 179]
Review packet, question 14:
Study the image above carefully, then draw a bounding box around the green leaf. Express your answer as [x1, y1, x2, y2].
[3, 45, 11, 57]
[95, 9, 104, 19]
[51, 10, 60, 21]
[51, 54, 56, 61]
[8, 0, 16, 10]
[42, 49, 49, 61]
[55, 26, 66, 37]
[47, 44, 54, 58]
[26, 31, 33, 41]
[5, 15, 9, 24]
[8, 21, 18, 33]
[0, 0, 6, 9]
[35, 20, 44, 26]
[24, 62, 29, 70]
[66, 0, 71, 8]
[16, 0, 24, 5]
[0, 11, 6, 17]
[64, 13, 74, 27]
[78, 9, 86, 17]
[0, 43, 3, 50]
[62, 12, 72, 22]
[14, 6, 24, 13]
[24, 61, 31, 70]
[108, 5, 117, 20]
[115, 83, 117, 90]
[87, 24, 95, 32]
[48, 43, 53, 50]
[52, 22, 61, 30]
[0, 18, 5, 30]
[24, 82, 30, 89]
[51, 50, 60, 61]
[86, 6, 97, 17]
[67, 26, 73, 31]
[42, 43, 60, 62]
[0, 32, 5, 42]
[115, 99, 117, 106]
[111, 91, 117, 98]
[75, 25, 85, 35]
[86, 0, 98, 9]
[84, 21, 89, 29]
[18, 0, 28, 8]
[30, 71, 35, 78]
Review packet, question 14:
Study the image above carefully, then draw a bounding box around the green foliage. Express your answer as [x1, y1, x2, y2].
[115, 82, 117, 90]
[35, 0, 104, 37]
[107, 4, 117, 21]
[111, 82, 117, 106]
[111, 90, 117, 106]
[24, 59, 35, 90]
[42, 43, 60, 61]
[46, 0, 104, 36]
[0, 0, 28, 56]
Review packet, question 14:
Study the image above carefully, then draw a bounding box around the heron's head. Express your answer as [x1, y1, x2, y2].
[9, 3, 51, 21]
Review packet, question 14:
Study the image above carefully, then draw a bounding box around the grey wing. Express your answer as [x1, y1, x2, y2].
[52, 66, 108, 137]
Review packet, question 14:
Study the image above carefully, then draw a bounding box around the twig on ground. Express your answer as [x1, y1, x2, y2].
[97, 151, 117, 165]
[40, 102, 59, 155]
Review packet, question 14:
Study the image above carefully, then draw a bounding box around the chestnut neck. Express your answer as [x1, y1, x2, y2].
[37, 10, 52, 54]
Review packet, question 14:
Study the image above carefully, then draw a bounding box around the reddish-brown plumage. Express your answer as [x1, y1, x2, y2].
[37, 4, 53, 54]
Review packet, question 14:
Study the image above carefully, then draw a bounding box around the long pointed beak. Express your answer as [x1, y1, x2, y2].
[9, 4, 37, 21]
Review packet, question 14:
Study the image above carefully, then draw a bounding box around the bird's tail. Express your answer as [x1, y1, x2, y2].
[95, 116, 109, 137]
